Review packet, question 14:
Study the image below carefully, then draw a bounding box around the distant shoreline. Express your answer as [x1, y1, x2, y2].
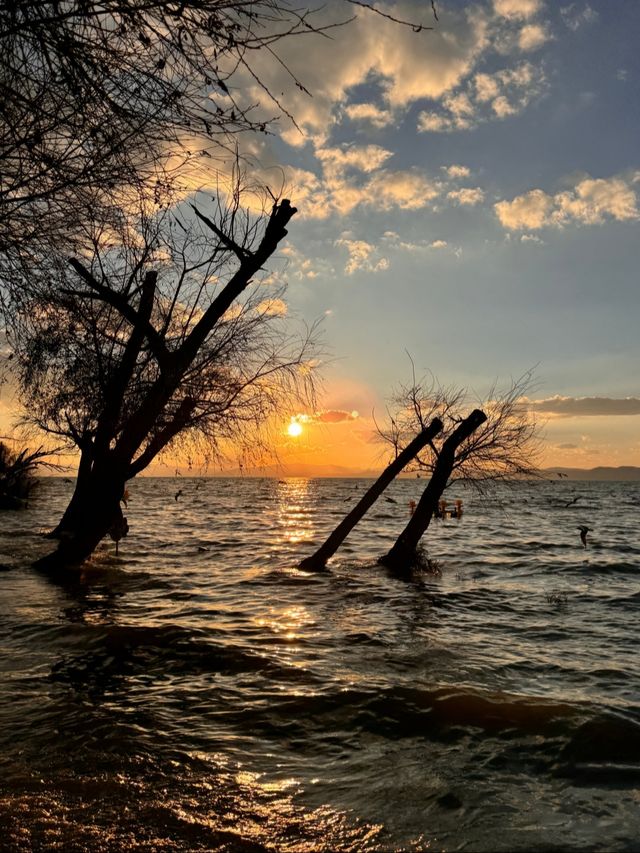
[43, 465, 640, 482]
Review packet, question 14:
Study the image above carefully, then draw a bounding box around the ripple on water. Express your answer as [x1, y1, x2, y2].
[1, 478, 640, 851]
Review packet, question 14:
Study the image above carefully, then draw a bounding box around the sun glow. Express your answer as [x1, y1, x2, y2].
[287, 420, 303, 438]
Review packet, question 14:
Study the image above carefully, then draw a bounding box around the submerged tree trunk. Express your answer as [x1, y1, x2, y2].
[299, 418, 443, 571]
[35, 199, 297, 572]
[35, 454, 128, 571]
[380, 409, 487, 573]
[47, 445, 94, 538]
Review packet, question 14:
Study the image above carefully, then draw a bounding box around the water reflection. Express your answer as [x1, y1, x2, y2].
[255, 604, 315, 641]
[271, 478, 318, 555]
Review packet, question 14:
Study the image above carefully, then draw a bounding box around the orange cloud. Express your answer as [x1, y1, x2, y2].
[496, 173, 640, 230]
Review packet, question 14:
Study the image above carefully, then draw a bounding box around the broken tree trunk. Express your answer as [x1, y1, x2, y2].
[299, 417, 443, 571]
[380, 408, 487, 573]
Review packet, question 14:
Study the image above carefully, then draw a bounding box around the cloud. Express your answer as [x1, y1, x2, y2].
[520, 233, 544, 243]
[430, 239, 448, 249]
[296, 409, 360, 424]
[495, 187, 552, 228]
[256, 298, 288, 316]
[316, 144, 393, 177]
[494, 0, 543, 19]
[418, 61, 546, 133]
[443, 164, 471, 178]
[560, 3, 598, 31]
[315, 409, 360, 423]
[335, 236, 389, 274]
[518, 23, 550, 51]
[268, 143, 446, 220]
[343, 103, 394, 129]
[495, 174, 640, 230]
[527, 396, 640, 417]
[242, 4, 489, 145]
[447, 187, 485, 205]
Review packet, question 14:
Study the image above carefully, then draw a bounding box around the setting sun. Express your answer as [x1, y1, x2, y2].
[287, 420, 303, 438]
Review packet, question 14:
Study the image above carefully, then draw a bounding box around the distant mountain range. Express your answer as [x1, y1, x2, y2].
[544, 466, 640, 481]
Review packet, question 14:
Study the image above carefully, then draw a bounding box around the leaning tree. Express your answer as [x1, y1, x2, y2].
[5, 177, 316, 568]
[376, 371, 541, 571]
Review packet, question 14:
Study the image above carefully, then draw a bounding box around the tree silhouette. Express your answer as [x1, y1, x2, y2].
[376, 370, 541, 571]
[6, 177, 316, 568]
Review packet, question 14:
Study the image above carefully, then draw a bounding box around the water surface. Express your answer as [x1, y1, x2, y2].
[0, 477, 638, 850]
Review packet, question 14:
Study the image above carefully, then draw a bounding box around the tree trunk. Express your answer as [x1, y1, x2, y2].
[35, 454, 128, 572]
[35, 200, 296, 572]
[299, 418, 443, 571]
[46, 445, 94, 538]
[380, 409, 487, 573]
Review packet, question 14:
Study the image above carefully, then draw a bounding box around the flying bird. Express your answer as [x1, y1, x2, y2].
[564, 495, 581, 508]
[175, 489, 183, 502]
[577, 525, 590, 548]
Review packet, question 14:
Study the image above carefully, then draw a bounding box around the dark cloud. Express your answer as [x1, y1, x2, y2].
[529, 396, 640, 417]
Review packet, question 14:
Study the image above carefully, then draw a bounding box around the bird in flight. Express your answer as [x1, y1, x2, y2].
[577, 525, 590, 548]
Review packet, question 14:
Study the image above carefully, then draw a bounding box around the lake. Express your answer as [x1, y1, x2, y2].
[0, 476, 639, 851]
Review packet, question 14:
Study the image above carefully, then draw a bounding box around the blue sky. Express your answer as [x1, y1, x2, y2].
[214, 0, 640, 472]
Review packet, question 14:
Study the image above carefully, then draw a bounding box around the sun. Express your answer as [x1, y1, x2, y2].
[287, 420, 303, 438]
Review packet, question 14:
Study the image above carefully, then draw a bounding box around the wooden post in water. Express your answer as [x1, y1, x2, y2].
[380, 409, 487, 572]
[299, 418, 443, 571]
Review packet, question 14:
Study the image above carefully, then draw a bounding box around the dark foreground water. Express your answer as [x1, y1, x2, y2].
[0, 477, 639, 851]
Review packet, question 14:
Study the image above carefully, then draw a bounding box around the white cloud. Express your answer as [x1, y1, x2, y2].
[335, 235, 389, 274]
[475, 72, 501, 102]
[496, 174, 640, 230]
[447, 187, 485, 205]
[494, 0, 543, 19]
[315, 144, 393, 178]
[495, 188, 553, 229]
[430, 239, 448, 249]
[344, 103, 394, 129]
[275, 146, 444, 220]
[242, 4, 489, 144]
[418, 61, 546, 133]
[443, 164, 471, 178]
[518, 23, 550, 51]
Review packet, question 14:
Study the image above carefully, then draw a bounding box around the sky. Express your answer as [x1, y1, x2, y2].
[2, 0, 639, 476]
[223, 0, 640, 475]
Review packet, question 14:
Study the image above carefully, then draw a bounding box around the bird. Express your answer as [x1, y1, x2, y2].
[577, 525, 590, 548]
[564, 495, 581, 508]
[174, 489, 183, 502]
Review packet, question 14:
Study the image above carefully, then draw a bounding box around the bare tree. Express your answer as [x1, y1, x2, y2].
[0, 0, 322, 253]
[5, 176, 317, 568]
[377, 369, 541, 572]
[0, 0, 436, 261]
